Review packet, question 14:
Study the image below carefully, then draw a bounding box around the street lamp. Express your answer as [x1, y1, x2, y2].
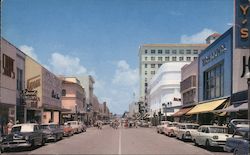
[243, 72, 250, 120]
[162, 103, 167, 121]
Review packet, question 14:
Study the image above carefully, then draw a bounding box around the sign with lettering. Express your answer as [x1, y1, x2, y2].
[202, 45, 227, 66]
[235, 0, 250, 48]
[27, 75, 41, 90]
[20, 89, 40, 107]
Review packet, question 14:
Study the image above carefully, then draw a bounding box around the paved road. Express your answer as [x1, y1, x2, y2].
[3, 126, 232, 155]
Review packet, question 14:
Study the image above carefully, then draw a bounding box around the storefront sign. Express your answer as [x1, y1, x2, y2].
[235, 0, 250, 48]
[27, 75, 41, 90]
[20, 89, 40, 106]
[240, 56, 250, 77]
[51, 90, 60, 100]
[202, 45, 227, 66]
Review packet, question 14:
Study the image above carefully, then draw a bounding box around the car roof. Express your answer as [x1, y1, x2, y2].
[41, 123, 58, 125]
[200, 125, 227, 128]
[180, 123, 199, 126]
[12, 123, 38, 127]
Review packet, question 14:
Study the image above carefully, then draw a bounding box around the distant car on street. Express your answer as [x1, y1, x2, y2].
[40, 123, 64, 142]
[63, 122, 74, 137]
[192, 125, 233, 149]
[175, 123, 199, 141]
[156, 121, 171, 134]
[66, 121, 83, 134]
[1, 123, 46, 153]
[163, 122, 179, 137]
[224, 119, 250, 155]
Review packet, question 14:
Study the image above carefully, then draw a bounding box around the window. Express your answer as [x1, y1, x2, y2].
[17, 68, 23, 91]
[145, 50, 148, 54]
[151, 57, 155, 61]
[151, 64, 155, 68]
[145, 83, 148, 86]
[179, 49, 184, 54]
[194, 57, 198, 60]
[145, 71, 147, 75]
[172, 50, 177, 54]
[158, 57, 162, 61]
[193, 50, 199, 54]
[145, 57, 148, 61]
[179, 57, 184, 61]
[151, 71, 155, 75]
[3, 54, 15, 78]
[158, 50, 162, 54]
[204, 63, 224, 100]
[172, 57, 177, 61]
[165, 57, 169, 61]
[158, 64, 162, 68]
[62, 89, 66, 96]
[151, 50, 156, 54]
[165, 50, 170, 54]
[186, 57, 191, 61]
[145, 78, 147, 82]
[186, 50, 191, 54]
[145, 64, 147, 68]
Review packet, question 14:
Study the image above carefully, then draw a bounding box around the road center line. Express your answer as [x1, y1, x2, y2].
[118, 128, 122, 155]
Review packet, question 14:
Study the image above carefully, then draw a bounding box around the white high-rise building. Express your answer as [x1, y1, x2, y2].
[139, 44, 208, 102]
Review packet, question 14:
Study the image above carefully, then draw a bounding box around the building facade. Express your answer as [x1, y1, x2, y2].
[139, 44, 208, 108]
[0, 38, 23, 134]
[25, 57, 62, 124]
[187, 28, 233, 124]
[148, 62, 190, 121]
[60, 77, 86, 123]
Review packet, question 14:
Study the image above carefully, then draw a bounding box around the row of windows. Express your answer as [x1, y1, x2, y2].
[144, 56, 197, 63]
[144, 70, 155, 75]
[144, 49, 199, 55]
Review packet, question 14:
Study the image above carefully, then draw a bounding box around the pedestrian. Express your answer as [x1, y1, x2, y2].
[7, 119, 13, 134]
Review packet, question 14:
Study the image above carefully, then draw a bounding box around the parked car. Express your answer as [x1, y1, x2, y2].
[1, 123, 46, 152]
[163, 122, 179, 137]
[192, 125, 233, 149]
[40, 123, 64, 142]
[63, 122, 74, 137]
[156, 121, 171, 134]
[175, 123, 199, 141]
[66, 121, 83, 134]
[224, 119, 250, 155]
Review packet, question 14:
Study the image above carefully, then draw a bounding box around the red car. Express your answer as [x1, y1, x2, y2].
[63, 123, 74, 137]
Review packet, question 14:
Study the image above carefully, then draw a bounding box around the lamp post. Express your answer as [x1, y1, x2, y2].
[244, 72, 250, 120]
[162, 103, 167, 121]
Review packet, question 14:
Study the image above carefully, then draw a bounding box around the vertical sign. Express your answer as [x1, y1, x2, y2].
[235, 0, 250, 48]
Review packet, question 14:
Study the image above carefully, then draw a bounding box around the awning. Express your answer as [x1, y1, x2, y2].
[214, 102, 248, 113]
[186, 98, 227, 115]
[172, 107, 193, 117]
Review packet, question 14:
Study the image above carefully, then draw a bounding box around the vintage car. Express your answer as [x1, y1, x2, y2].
[192, 125, 233, 149]
[66, 121, 83, 134]
[156, 121, 171, 134]
[1, 123, 45, 152]
[63, 123, 74, 137]
[40, 123, 64, 142]
[175, 123, 199, 141]
[163, 122, 179, 137]
[224, 119, 250, 155]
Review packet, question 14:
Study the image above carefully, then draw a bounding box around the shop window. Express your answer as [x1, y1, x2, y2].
[62, 89, 66, 96]
[3, 54, 15, 78]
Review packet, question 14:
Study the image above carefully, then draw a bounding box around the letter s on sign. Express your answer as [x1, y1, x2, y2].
[241, 28, 249, 39]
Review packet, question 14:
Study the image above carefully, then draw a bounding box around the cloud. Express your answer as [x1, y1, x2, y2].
[19, 45, 38, 61]
[49, 52, 87, 76]
[112, 60, 139, 86]
[180, 28, 216, 44]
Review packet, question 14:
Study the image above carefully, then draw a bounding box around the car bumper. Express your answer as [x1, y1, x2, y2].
[45, 135, 56, 140]
[183, 135, 192, 140]
[2, 140, 32, 149]
[210, 140, 226, 147]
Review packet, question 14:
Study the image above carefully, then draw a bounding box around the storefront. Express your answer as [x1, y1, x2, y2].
[193, 27, 233, 125]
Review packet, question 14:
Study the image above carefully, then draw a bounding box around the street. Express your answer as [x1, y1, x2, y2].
[2, 126, 232, 155]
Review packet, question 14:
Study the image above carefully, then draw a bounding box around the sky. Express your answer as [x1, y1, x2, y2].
[2, 0, 233, 114]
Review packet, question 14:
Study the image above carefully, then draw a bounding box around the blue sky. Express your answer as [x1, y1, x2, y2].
[3, 0, 233, 114]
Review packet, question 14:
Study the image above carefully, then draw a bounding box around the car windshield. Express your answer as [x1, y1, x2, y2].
[12, 125, 34, 132]
[49, 124, 57, 129]
[209, 127, 228, 133]
[186, 125, 199, 129]
[41, 125, 50, 129]
[11, 126, 21, 133]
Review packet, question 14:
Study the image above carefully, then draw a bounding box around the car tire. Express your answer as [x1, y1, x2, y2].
[194, 139, 198, 146]
[205, 140, 211, 150]
[233, 149, 240, 155]
[1, 147, 4, 153]
[41, 138, 45, 146]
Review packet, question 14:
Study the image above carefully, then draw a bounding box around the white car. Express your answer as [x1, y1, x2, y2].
[163, 122, 179, 137]
[192, 125, 233, 149]
[175, 123, 199, 141]
[65, 121, 83, 134]
[156, 121, 171, 134]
